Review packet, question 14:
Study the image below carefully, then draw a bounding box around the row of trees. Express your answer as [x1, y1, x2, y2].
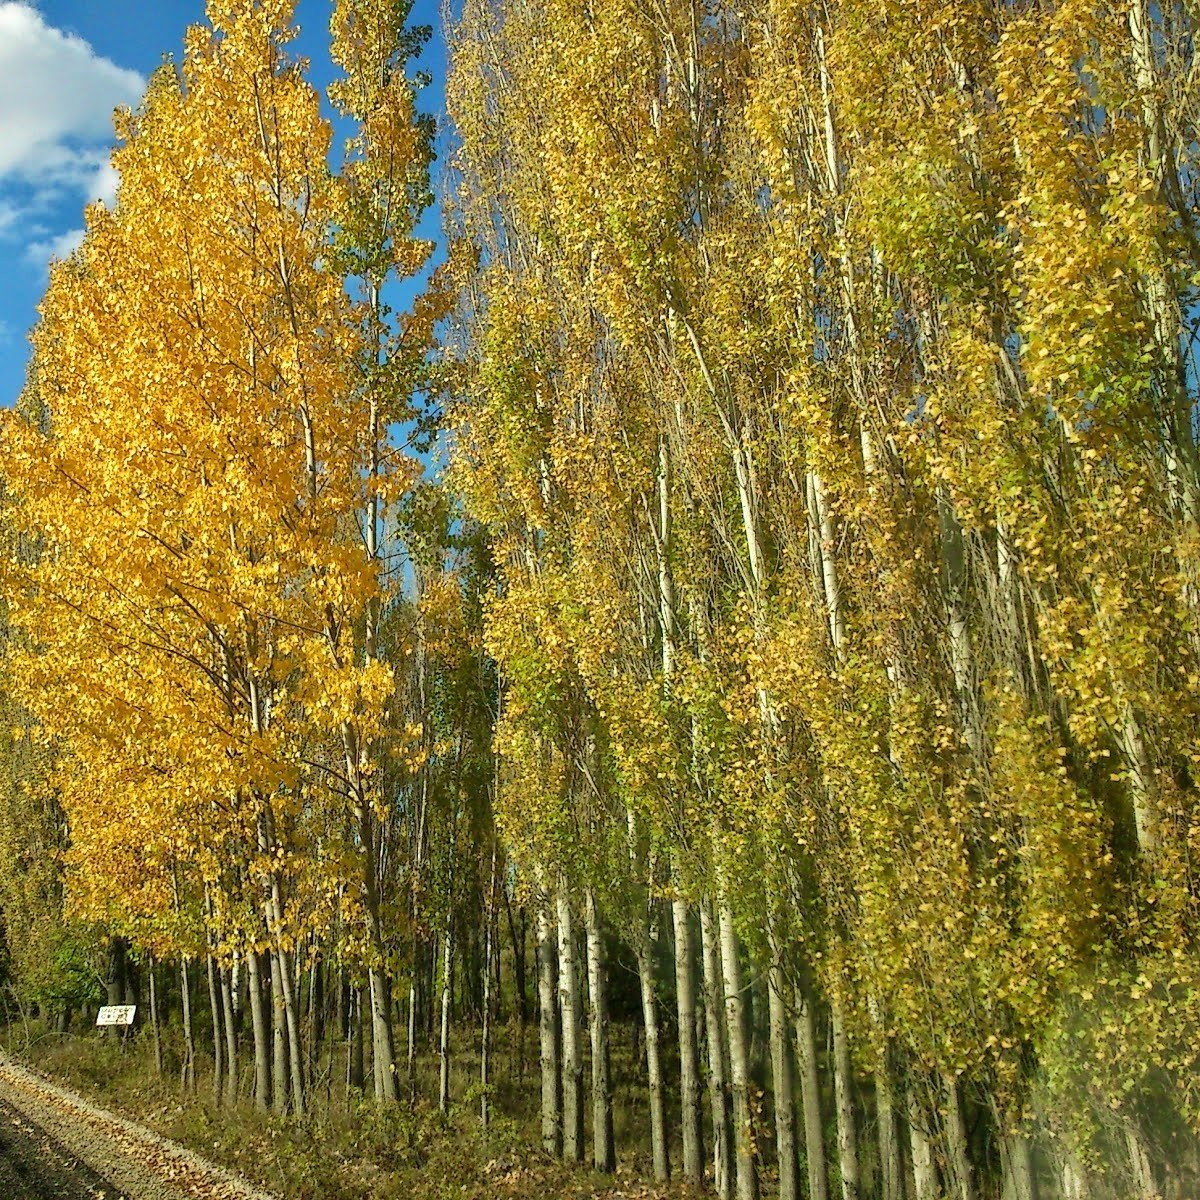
[0, 0, 496, 1120]
[444, 0, 1200, 1197]
[1, 0, 1199, 1199]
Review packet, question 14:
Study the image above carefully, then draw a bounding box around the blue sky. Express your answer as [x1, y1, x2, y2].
[0, 0, 446, 406]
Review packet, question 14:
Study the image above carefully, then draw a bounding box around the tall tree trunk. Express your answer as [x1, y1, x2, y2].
[831, 996, 860, 1200]
[637, 910, 670, 1181]
[1060, 1152, 1086, 1200]
[220, 965, 238, 1108]
[369, 966, 397, 1103]
[265, 866, 306, 1117]
[1124, 1123, 1160, 1200]
[999, 1130, 1038, 1200]
[179, 957, 196, 1092]
[700, 897, 733, 1200]
[206, 954, 225, 1107]
[105, 937, 130, 1044]
[656, 441, 691, 1182]
[439, 920, 453, 1114]
[481, 895, 494, 1130]
[793, 983, 829, 1200]
[149, 959, 163, 1077]
[231, 956, 243, 1039]
[105, 937, 129, 1015]
[874, 1059, 903, 1200]
[503, 891, 530, 1025]
[557, 886, 585, 1163]
[937, 491, 985, 762]
[277, 945, 306, 1116]
[810, 428, 862, 1200]
[270, 950, 289, 1115]
[246, 950, 271, 1112]
[537, 899, 562, 1156]
[1128, 0, 1200, 573]
[1121, 703, 1159, 855]
[349, 984, 365, 1093]
[766, 919, 798, 1200]
[908, 1089, 938, 1200]
[719, 899, 759, 1200]
[584, 888, 615, 1173]
[372, 972, 384, 1099]
[323, 961, 337, 1109]
[336, 966, 346, 1043]
[942, 1072, 976, 1200]
[407, 944, 420, 1100]
[672, 895, 702, 1181]
[306, 947, 322, 1085]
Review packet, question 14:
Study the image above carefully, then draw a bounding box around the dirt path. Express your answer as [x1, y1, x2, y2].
[0, 1052, 278, 1200]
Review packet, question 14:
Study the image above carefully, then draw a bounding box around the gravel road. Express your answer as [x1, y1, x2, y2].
[0, 1052, 278, 1200]
[0, 1095, 118, 1198]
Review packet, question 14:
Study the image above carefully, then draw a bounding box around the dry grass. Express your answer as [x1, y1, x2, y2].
[9, 1017, 711, 1200]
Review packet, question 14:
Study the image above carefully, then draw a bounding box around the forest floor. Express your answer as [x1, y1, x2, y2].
[0, 1048, 275, 1199]
[6, 1025, 706, 1200]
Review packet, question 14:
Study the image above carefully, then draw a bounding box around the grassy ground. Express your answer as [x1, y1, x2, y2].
[6, 1018, 710, 1200]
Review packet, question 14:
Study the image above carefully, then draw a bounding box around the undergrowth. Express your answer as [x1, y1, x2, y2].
[11, 1020, 703, 1200]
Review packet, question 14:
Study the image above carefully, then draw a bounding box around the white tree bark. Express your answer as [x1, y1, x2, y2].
[438, 921, 453, 1113]
[584, 888, 615, 1172]
[1125, 1123, 1161, 1200]
[719, 899, 759, 1200]
[178, 957, 196, 1093]
[701, 897, 733, 1200]
[149, 961, 163, 1077]
[908, 1088, 938, 1200]
[246, 949, 271, 1111]
[206, 953, 224, 1107]
[942, 1072, 976, 1200]
[673, 895, 702, 1180]
[793, 983, 829, 1200]
[875, 1067, 902, 1200]
[219, 964, 237, 1104]
[999, 1131, 1038, 1200]
[537, 899, 561, 1156]
[767, 918, 798, 1200]
[831, 997, 860, 1200]
[557, 887, 585, 1162]
[637, 912, 670, 1181]
[481, 851, 497, 1130]
[269, 950, 289, 1114]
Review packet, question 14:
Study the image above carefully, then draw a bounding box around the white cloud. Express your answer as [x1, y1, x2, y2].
[0, 3, 144, 261]
[0, 3, 143, 180]
[90, 159, 119, 208]
[25, 226, 84, 265]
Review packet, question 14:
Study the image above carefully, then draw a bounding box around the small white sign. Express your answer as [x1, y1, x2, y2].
[96, 1005, 137, 1028]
